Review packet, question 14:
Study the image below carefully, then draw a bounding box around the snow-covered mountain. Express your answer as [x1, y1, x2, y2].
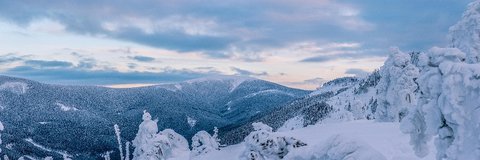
[207, 1, 480, 159]
[0, 75, 309, 159]
[3, 1, 480, 159]
[218, 73, 378, 145]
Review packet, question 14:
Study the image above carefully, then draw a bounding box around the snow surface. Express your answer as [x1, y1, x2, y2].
[0, 82, 28, 94]
[309, 77, 358, 97]
[199, 120, 436, 160]
[24, 138, 73, 158]
[55, 102, 79, 112]
[277, 115, 304, 132]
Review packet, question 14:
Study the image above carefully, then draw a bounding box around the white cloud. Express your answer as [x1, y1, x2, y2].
[28, 18, 66, 34]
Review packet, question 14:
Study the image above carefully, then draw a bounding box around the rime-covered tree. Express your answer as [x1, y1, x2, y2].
[448, 0, 480, 63]
[376, 48, 420, 122]
[241, 122, 306, 160]
[114, 124, 124, 160]
[401, 46, 480, 159]
[132, 110, 189, 160]
[190, 130, 220, 157]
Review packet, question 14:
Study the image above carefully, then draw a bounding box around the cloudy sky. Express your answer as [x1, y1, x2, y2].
[0, 0, 471, 89]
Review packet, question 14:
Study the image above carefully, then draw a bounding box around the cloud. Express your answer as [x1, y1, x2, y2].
[345, 68, 370, 77]
[5, 65, 221, 85]
[129, 55, 155, 62]
[0, 0, 377, 60]
[230, 67, 268, 76]
[285, 77, 325, 86]
[299, 49, 384, 62]
[24, 60, 73, 68]
[113, 28, 237, 52]
[0, 53, 25, 64]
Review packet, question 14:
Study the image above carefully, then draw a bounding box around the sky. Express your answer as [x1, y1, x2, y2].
[0, 0, 472, 90]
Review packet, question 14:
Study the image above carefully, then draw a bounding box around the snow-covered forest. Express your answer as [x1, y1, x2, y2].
[1, 0, 480, 160]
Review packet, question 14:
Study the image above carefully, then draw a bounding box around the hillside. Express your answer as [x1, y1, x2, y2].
[0, 75, 309, 159]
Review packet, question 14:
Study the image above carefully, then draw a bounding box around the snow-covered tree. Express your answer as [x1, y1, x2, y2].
[190, 130, 220, 157]
[376, 47, 420, 122]
[101, 151, 112, 160]
[401, 46, 480, 159]
[212, 127, 220, 145]
[114, 124, 124, 160]
[132, 110, 189, 160]
[62, 154, 72, 160]
[125, 142, 131, 160]
[132, 111, 161, 160]
[241, 122, 307, 160]
[448, 0, 480, 63]
[44, 156, 53, 160]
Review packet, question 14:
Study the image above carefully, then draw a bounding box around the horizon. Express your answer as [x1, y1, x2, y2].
[0, 0, 471, 90]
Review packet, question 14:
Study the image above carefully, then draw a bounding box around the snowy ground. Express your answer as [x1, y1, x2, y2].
[198, 120, 435, 160]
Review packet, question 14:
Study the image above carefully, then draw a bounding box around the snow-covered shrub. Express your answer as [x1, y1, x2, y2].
[285, 135, 386, 160]
[241, 122, 307, 160]
[376, 48, 420, 122]
[190, 130, 220, 157]
[401, 46, 480, 159]
[132, 110, 189, 160]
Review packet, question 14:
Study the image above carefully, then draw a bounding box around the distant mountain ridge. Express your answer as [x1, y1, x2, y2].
[0, 75, 309, 159]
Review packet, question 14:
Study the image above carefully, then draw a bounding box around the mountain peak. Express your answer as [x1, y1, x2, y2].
[183, 75, 256, 92]
[184, 75, 256, 84]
